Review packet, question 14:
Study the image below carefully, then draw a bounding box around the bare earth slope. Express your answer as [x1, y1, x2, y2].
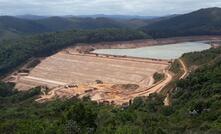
[12, 49, 169, 91]
[6, 47, 170, 105]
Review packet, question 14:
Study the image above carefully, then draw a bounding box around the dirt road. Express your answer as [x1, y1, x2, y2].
[163, 59, 189, 106]
[164, 93, 170, 106]
[36, 70, 173, 105]
[101, 70, 174, 105]
[179, 59, 188, 79]
[129, 70, 172, 97]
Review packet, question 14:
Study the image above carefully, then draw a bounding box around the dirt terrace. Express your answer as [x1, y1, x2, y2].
[12, 48, 169, 91]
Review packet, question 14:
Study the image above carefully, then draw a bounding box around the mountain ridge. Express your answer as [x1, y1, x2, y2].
[143, 7, 221, 37]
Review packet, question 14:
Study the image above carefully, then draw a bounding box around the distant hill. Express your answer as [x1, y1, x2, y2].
[75, 14, 159, 20]
[37, 17, 126, 31]
[4, 7, 221, 41]
[0, 15, 157, 40]
[143, 7, 221, 38]
[0, 16, 127, 40]
[122, 15, 178, 28]
[15, 15, 49, 20]
[0, 16, 49, 40]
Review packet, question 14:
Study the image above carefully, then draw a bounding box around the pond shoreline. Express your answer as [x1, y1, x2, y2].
[92, 42, 211, 60]
[73, 35, 221, 53]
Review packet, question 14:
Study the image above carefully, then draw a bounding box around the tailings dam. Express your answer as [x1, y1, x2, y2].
[5, 37, 215, 105]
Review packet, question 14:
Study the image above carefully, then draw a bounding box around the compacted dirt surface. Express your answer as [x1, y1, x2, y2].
[13, 50, 169, 90]
[7, 47, 170, 105]
[36, 69, 173, 105]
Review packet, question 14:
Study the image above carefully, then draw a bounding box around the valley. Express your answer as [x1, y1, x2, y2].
[1, 6, 221, 133]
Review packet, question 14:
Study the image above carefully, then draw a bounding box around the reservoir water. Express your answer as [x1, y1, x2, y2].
[93, 42, 211, 59]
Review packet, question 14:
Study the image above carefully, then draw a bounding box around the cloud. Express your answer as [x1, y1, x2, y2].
[0, 0, 221, 15]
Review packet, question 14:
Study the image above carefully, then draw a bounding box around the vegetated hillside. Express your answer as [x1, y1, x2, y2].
[15, 15, 49, 20]
[115, 15, 178, 29]
[0, 13, 178, 40]
[182, 46, 221, 69]
[76, 14, 159, 20]
[0, 28, 149, 76]
[36, 17, 126, 31]
[17, 14, 176, 29]
[0, 47, 220, 134]
[0, 16, 126, 40]
[35, 17, 77, 31]
[0, 16, 148, 40]
[4, 7, 221, 40]
[0, 16, 49, 40]
[143, 7, 221, 38]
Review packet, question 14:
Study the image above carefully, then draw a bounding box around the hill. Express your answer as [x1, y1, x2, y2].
[143, 7, 221, 38]
[36, 17, 126, 31]
[122, 15, 178, 28]
[0, 16, 147, 40]
[15, 15, 49, 20]
[0, 14, 178, 40]
[0, 16, 49, 40]
[4, 7, 221, 40]
[76, 14, 158, 20]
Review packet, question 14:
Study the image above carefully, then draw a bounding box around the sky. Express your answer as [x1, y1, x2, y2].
[0, 0, 221, 16]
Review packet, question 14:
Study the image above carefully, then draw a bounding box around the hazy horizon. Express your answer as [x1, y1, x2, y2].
[0, 0, 221, 16]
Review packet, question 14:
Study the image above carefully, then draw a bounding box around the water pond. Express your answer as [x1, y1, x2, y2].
[93, 42, 211, 59]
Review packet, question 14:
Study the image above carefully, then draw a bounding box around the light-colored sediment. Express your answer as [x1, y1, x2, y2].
[8, 47, 169, 90]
